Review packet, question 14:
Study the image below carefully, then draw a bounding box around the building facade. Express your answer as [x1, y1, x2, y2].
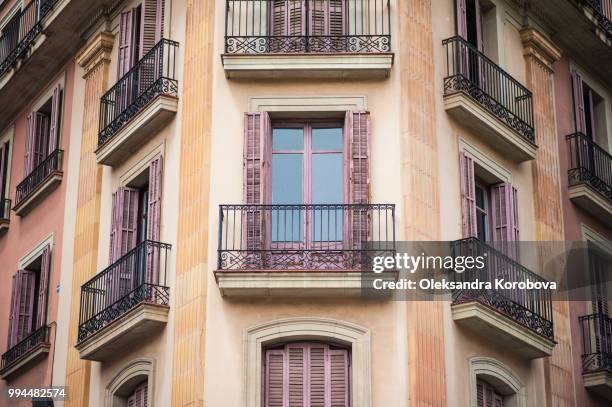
[0, 0, 610, 406]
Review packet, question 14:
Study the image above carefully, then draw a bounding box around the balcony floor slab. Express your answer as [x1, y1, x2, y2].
[584, 370, 612, 400]
[0, 344, 50, 380]
[569, 183, 612, 226]
[13, 171, 62, 217]
[452, 301, 555, 359]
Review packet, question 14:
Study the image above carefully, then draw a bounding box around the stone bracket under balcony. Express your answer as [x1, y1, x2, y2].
[96, 95, 178, 167]
[452, 301, 555, 359]
[12, 171, 62, 217]
[215, 271, 397, 298]
[76, 303, 169, 362]
[443, 92, 537, 162]
[584, 370, 612, 399]
[221, 53, 394, 79]
[569, 183, 612, 226]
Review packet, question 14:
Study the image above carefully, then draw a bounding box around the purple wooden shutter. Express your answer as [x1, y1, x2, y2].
[460, 152, 477, 238]
[265, 349, 285, 407]
[287, 344, 306, 406]
[33, 112, 50, 168]
[244, 112, 271, 255]
[475, 0, 484, 51]
[347, 111, 370, 251]
[16, 270, 36, 342]
[0, 142, 6, 200]
[587, 88, 596, 139]
[329, 348, 350, 407]
[48, 84, 62, 155]
[7, 273, 20, 347]
[36, 245, 51, 328]
[118, 10, 134, 77]
[146, 155, 163, 283]
[477, 381, 484, 407]
[491, 182, 519, 258]
[140, 0, 164, 57]
[456, 0, 468, 39]
[24, 113, 34, 176]
[309, 344, 326, 406]
[572, 71, 586, 134]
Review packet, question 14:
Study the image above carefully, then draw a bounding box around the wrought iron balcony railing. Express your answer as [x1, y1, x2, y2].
[77, 240, 171, 343]
[0, 325, 50, 371]
[15, 148, 62, 206]
[98, 38, 179, 147]
[218, 204, 395, 270]
[584, 0, 612, 34]
[0, 198, 10, 220]
[580, 313, 612, 373]
[567, 132, 612, 201]
[0, 0, 55, 78]
[224, 0, 391, 54]
[451, 238, 554, 341]
[442, 36, 535, 144]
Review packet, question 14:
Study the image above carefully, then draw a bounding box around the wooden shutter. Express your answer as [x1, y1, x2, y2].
[309, 344, 326, 406]
[48, 84, 62, 155]
[16, 270, 36, 342]
[491, 182, 519, 258]
[346, 111, 370, 250]
[475, 0, 484, 51]
[572, 71, 586, 134]
[287, 344, 306, 406]
[24, 113, 34, 176]
[270, 0, 305, 35]
[265, 349, 286, 407]
[460, 152, 477, 238]
[33, 112, 51, 168]
[118, 9, 135, 77]
[140, 0, 164, 57]
[36, 245, 51, 328]
[477, 380, 503, 407]
[456, 0, 468, 39]
[329, 349, 350, 407]
[146, 155, 163, 283]
[244, 112, 271, 254]
[0, 142, 6, 201]
[477, 381, 484, 407]
[7, 273, 20, 347]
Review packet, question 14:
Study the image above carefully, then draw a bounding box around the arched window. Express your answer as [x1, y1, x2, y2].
[469, 357, 526, 407]
[477, 379, 503, 407]
[105, 358, 155, 407]
[263, 342, 350, 407]
[126, 380, 148, 407]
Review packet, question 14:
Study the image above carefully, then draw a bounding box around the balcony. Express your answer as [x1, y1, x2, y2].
[96, 39, 179, 166]
[585, 0, 612, 35]
[450, 238, 555, 359]
[442, 37, 536, 162]
[566, 132, 612, 225]
[222, 0, 393, 79]
[13, 149, 62, 216]
[0, 325, 51, 380]
[0, 198, 10, 233]
[580, 313, 612, 399]
[0, 0, 111, 128]
[215, 204, 396, 297]
[76, 240, 171, 361]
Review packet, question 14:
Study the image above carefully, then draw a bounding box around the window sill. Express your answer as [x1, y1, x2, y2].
[569, 183, 612, 226]
[443, 92, 537, 162]
[12, 171, 62, 217]
[451, 301, 555, 359]
[76, 303, 169, 362]
[0, 343, 50, 380]
[214, 271, 396, 298]
[96, 94, 178, 167]
[583, 370, 612, 400]
[221, 53, 394, 79]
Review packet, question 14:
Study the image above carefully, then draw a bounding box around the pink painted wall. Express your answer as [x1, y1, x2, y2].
[0, 58, 76, 402]
[554, 54, 611, 407]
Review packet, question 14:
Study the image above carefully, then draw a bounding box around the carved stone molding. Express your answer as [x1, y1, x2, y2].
[76, 31, 114, 77]
[520, 27, 562, 72]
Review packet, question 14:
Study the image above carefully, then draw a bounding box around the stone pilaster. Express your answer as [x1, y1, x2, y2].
[64, 31, 114, 407]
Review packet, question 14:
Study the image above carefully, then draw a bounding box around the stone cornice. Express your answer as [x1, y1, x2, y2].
[520, 27, 563, 72]
[76, 31, 114, 77]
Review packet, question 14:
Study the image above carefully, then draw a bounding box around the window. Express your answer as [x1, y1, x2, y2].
[0, 6, 21, 62]
[24, 85, 62, 177]
[477, 379, 504, 407]
[0, 135, 10, 219]
[263, 342, 350, 407]
[7, 246, 51, 348]
[126, 380, 148, 407]
[572, 71, 607, 145]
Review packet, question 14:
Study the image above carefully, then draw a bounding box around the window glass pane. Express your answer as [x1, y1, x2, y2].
[272, 153, 303, 242]
[312, 153, 343, 242]
[272, 128, 303, 150]
[312, 127, 343, 150]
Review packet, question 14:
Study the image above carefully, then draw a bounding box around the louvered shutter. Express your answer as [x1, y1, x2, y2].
[460, 152, 477, 238]
[309, 344, 326, 407]
[456, 0, 468, 39]
[140, 0, 164, 57]
[244, 112, 271, 259]
[0, 142, 6, 201]
[33, 112, 51, 168]
[269, 0, 305, 52]
[346, 111, 370, 252]
[491, 182, 519, 259]
[48, 84, 62, 155]
[477, 381, 484, 407]
[310, 1, 345, 36]
[24, 113, 34, 176]
[118, 10, 134, 77]
[265, 349, 285, 407]
[572, 71, 586, 134]
[146, 155, 163, 283]
[287, 344, 306, 406]
[7, 273, 20, 347]
[16, 270, 36, 342]
[36, 245, 51, 328]
[329, 349, 349, 407]
[494, 394, 503, 407]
